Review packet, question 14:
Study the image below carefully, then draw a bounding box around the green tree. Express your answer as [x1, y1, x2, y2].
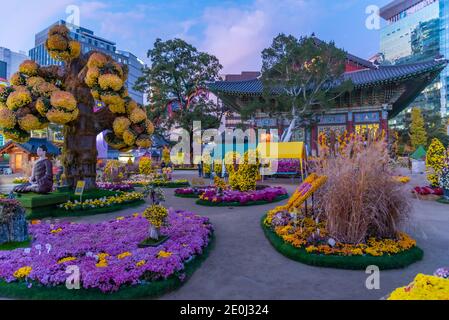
[242, 34, 352, 140]
[424, 110, 449, 147]
[409, 107, 427, 149]
[135, 38, 223, 163]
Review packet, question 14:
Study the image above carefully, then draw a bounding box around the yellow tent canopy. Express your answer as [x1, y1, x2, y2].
[257, 142, 307, 179]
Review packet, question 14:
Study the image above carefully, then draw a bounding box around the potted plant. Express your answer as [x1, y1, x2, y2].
[139, 204, 169, 247]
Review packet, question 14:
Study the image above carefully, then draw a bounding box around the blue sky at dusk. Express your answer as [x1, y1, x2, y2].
[0, 0, 392, 73]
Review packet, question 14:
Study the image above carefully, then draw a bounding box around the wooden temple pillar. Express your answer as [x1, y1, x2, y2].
[347, 111, 354, 133]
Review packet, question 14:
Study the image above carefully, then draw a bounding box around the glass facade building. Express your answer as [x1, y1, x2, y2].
[0, 47, 29, 79]
[380, 0, 449, 123]
[29, 20, 144, 104]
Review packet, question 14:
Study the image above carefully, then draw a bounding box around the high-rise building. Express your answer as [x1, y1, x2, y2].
[29, 20, 144, 104]
[0, 47, 29, 79]
[380, 0, 449, 121]
[0, 61, 6, 80]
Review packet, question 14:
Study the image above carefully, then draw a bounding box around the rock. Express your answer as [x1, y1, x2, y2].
[0, 200, 29, 245]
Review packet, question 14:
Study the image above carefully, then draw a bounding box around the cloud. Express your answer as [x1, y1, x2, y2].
[0, 0, 73, 53]
[197, 0, 320, 73]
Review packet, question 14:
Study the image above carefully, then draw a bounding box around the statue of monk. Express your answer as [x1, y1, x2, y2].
[13, 145, 54, 194]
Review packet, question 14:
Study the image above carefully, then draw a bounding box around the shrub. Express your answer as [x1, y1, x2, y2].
[139, 156, 153, 175]
[426, 138, 446, 187]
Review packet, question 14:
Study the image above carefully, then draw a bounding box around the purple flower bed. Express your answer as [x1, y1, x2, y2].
[0, 210, 213, 293]
[200, 187, 288, 205]
[275, 159, 301, 173]
[96, 182, 134, 192]
[174, 187, 214, 196]
[434, 267, 449, 279]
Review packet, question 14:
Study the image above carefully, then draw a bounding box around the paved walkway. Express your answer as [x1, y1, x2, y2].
[1, 170, 448, 299]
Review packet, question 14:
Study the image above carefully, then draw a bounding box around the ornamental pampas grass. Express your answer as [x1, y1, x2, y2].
[315, 138, 410, 244]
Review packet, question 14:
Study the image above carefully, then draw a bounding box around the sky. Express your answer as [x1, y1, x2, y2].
[0, 0, 392, 74]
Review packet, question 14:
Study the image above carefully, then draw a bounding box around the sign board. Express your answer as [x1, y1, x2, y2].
[74, 181, 86, 196]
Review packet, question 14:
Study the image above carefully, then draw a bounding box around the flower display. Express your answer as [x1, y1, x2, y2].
[1, 127, 30, 143]
[129, 108, 147, 124]
[0, 211, 213, 293]
[12, 177, 29, 184]
[50, 91, 77, 111]
[96, 182, 134, 192]
[139, 156, 153, 175]
[113, 116, 131, 137]
[58, 192, 144, 211]
[174, 187, 215, 197]
[98, 74, 123, 92]
[18, 60, 39, 76]
[45, 25, 80, 61]
[434, 267, 449, 279]
[18, 114, 48, 131]
[388, 274, 449, 300]
[426, 138, 446, 187]
[272, 159, 301, 173]
[199, 187, 287, 206]
[6, 89, 32, 110]
[143, 205, 169, 229]
[0, 106, 17, 129]
[393, 175, 411, 184]
[439, 167, 449, 190]
[412, 186, 443, 196]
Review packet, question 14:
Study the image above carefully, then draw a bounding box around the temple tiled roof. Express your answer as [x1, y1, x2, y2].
[0, 138, 61, 156]
[208, 59, 447, 96]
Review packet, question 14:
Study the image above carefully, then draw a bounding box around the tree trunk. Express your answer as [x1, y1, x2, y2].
[62, 103, 98, 190]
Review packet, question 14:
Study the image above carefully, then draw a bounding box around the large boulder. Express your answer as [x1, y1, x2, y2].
[0, 199, 29, 244]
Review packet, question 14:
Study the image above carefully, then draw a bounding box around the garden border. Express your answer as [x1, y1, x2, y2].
[261, 215, 424, 270]
[0, 233, 215, 300]
[27, 199, 146, 220]
[195, 194, 289, 207]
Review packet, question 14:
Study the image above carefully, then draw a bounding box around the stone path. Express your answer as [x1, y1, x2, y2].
[2, 170, 448, 300]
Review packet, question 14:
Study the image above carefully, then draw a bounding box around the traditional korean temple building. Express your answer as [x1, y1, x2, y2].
[208, 49, 447, 154]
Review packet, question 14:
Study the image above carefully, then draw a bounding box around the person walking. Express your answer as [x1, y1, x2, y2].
[198, 161, 203, 177]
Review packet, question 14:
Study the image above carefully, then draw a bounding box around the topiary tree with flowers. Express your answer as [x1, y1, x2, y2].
[0, 25, 154, 190]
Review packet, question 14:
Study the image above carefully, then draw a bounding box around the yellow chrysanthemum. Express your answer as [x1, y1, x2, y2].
[69, 41, 81, 59]
[36, 82, 59, 98]
[0, 107, 17, 129]
[136, 260, 146, 267]
[1, 127, 30, 143]
[126, 100, 138, 114]
[145, 120, 155, 134]
[26, 76, 46, 88]
[6, 89, 32, 110]
[50, 91, 77, 111]
[85, 67, 100, 88]
[13, 266, 32, 279]
[112, 61, 124, 79]
[48, 25, 70, 37]
[9, 73, 26, 86]
[91, 90, 100, 100]
[46, 108, 74, 124]
[123, 129, 137, 146]
[57, 257, 77, 264]
[18, 114, 47, 131]
[136, 137, 152, 148]
[19, 60, 39, 76]
[101, 94, 125, 113]
[35, 98, 49, 116]
[113, 117, 131, 137]
[98, 74, 123, 92]
[47, 34, 68, 51]
[129, 108, 147, 124]
[117, 252, 132, 259]
[87, 52, 108, 69]
[157, 251, 172, 258]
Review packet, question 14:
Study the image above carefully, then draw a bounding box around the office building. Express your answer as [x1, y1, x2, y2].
[380, 0, 449, 121]
[0, 47, 29, 79]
